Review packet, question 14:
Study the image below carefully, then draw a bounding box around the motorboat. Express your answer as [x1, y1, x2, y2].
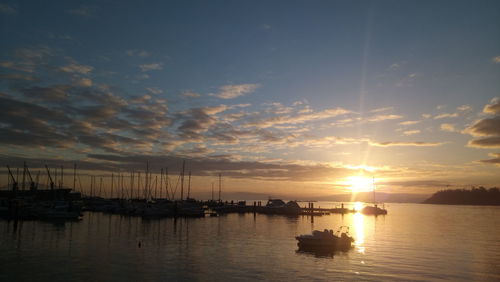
[296, 226, 354, 250]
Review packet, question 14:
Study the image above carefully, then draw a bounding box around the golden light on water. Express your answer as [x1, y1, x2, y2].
[353, 213, 365, 254]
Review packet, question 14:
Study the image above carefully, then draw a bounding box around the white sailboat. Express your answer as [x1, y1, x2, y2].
[361, 177, 387, 215]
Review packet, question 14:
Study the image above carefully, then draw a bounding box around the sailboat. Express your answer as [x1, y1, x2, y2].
[361, 177, 387, 215]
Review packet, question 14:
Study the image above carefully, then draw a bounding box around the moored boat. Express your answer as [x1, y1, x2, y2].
[296, 226, 354, 250]
[361, 204, 387, 215]
[361, 177, 388, 215]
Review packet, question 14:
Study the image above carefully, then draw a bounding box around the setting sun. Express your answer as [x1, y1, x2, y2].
[347, 176, 373, 193]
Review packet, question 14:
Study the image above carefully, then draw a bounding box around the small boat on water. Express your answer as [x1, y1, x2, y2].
[361, 177, 388, 215]
[296, 226, 354, 250]
[361, 204, 387, 215]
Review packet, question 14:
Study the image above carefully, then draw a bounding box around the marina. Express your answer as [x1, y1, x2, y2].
[1, 203, 499, 281]
[1, 163, 366, 223]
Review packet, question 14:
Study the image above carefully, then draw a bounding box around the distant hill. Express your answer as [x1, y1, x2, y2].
[193, 191, 429, 203]
[423, 187, 500, 205]
[319, 192, 429, 203]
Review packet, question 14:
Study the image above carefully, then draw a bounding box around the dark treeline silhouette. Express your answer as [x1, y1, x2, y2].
[423, 187, 500, 205]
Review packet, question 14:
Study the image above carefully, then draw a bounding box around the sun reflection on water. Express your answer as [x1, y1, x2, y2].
[353, 212, 365, 254]
[354, 201, 363, 212]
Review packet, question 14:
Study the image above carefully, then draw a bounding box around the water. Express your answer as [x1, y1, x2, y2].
[1, 203, 499, 281]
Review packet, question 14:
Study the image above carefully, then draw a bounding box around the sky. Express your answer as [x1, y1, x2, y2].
[0, 0, 499, 198]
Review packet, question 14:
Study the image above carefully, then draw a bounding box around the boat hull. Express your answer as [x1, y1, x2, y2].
[296, 236, 352, 250]
[361, 206, 387, 215]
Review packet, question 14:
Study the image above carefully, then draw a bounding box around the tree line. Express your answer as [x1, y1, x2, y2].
[423, 187, 500, 205]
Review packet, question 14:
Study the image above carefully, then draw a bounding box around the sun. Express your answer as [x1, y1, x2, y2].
[353, 201, 364, 211]
[346, 175, 373, 193]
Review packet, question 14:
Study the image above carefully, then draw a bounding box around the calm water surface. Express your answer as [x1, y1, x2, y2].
[1, 203, 499, 281]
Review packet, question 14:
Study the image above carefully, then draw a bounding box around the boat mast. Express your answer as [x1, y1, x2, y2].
[372, 176, 376, 204]
[22, 162, 26, 190]
[121, 173, 124, 199]
[180, 160, 185, 201]
[60, 165, 64, 189]
[138, 172, 141, 199]
[154, 175, 158, 199]
[25, 163, 37, 191]
[90, 175, 93, 197]
[45, 165, 54, 190]
[6, 165, 18, 191]
[73, 163, 77, 191]
[145, 162, 149, 200]
[99, 177, 103, 198]
[165, 167, 170, 200]
[130, 171, 134, 199]
[218, 173, 221, 203]
[160, 168, 163, 199]
[111, 173, 114, 199]
[187, 171, 191, 199]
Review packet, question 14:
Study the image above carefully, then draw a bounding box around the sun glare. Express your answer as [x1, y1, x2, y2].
[354, 201, 363, 212]
[347, 175, 373, 193]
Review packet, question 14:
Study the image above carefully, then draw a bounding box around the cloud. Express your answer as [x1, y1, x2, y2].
[74, 78, 92, 87]
[211, 84, 260, 99]
[139, 63, 163, 72]
[369, 141, 445, 147]
[0, 72, 173, 154]
[465, 118, 500, 137]
[403, 130, 420, 136]
[464, 98, 500, 149]
[74, 153, 356, 182]
[440, 123, 457, 132]
[389, 63, 400, 71]
[146, 87, 163, 95]
[399, 120, 420, 126]
[0, 3, 16, 14]
[0, 128, 74, 148]
[330, 118, 359, 127]
[176, 105, 229, 140]
[0, 95, 75, 148]
[0, 73, 37, 81]
[365, 114, 403, 122]
[60, 63, 93, 74]
[468, 136, 500, 148]
[1, 46, 54, 73]
[457, 105, 472, 112]
[483, 97, 500, 114]
[479, 153, 500, 165]
[21, 85, 70, 102]
[245, 107, 351, 128]
[434, 113, 459, 119]
[379, 180, 451, 188]
[369, 107, 394, 113]
[182, 90, 201, 98]
[492, 56, 500, 64]
[434, 105, 472, 120]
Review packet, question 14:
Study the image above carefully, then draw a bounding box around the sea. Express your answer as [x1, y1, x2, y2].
[1, 203, 499, 281]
